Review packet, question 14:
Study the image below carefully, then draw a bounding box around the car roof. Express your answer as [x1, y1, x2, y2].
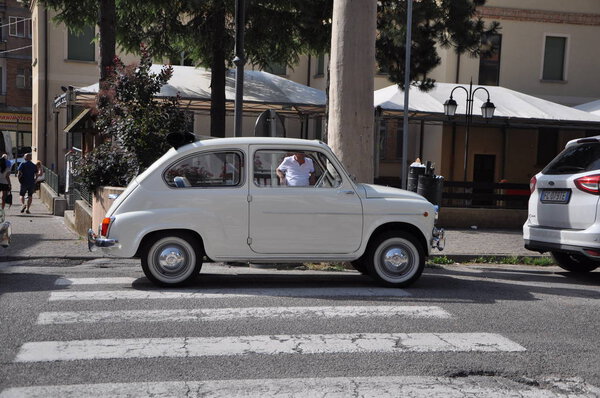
[178, 136, 329, 152]
[565, 135, 600, 148]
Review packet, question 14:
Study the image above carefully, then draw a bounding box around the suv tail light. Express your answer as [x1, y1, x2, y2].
[529, 176, 537, 193]
[101, 217, 114, 236]
[575, 174, 600, 195]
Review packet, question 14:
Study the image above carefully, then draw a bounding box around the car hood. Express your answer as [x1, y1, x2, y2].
[358, 183, 426, 200]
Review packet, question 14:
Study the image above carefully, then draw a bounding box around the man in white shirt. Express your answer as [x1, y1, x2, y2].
[276, 153, 316, 186]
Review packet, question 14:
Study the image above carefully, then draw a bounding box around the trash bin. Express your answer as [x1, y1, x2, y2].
[417, 174, 444, 206]
[407, 162, 426, 193]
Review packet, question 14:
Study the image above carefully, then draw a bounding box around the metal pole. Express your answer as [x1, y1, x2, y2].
[233, 0, 245, 137]
[401, 0, 413, 190]
[463, 80, 473, 182]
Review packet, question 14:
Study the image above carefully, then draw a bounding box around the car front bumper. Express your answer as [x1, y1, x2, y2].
[87, 228, 120, 252]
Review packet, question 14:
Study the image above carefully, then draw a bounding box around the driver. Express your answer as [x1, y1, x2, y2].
[276, 152, 316, 186]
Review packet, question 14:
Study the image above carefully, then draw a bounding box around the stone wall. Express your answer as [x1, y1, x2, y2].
[92, 186, 126, 232]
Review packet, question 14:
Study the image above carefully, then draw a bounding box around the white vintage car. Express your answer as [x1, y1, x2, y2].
[88, 137, 444, 287]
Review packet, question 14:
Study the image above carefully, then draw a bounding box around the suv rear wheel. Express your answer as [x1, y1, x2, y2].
[551, 251, 599, 273]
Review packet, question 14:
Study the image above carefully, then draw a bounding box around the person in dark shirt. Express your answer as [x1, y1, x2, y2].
[17, 153, 37, 214]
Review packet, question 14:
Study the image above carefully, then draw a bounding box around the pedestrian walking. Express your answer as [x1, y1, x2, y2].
[17, 153, 37, 214]
[0, 154, 11, 210]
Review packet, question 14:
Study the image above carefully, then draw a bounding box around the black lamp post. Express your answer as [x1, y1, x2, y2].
[443, 80, 495, 182]
[233, 0, 246, 137]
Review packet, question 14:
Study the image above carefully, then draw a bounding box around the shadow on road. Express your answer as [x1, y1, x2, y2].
[0, 272, 70, 295]
[125, 264, 600, 304]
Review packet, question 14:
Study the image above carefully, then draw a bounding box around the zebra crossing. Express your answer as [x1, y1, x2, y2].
[3, 271, 597, 397]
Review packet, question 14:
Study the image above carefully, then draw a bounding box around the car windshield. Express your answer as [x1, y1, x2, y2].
[543, 142, 600, 175]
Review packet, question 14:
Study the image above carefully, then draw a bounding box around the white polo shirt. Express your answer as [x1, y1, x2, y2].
[277, 155, 314, 186]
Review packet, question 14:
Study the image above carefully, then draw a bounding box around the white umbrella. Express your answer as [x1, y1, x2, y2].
[59, 65, 326, 115]
[375, 82, 600, 127]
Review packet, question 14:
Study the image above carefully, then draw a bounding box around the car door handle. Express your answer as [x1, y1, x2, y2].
[338, 190, 355, 195]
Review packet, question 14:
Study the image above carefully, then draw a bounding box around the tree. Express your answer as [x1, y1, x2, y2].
[38, 0, 333, 138]
[74, 50, 190, 192]
[328, 0, 499, 183]
[376, 0, 500, 90]
[116, 0, 333, 137]
[328, 0, 376, 183]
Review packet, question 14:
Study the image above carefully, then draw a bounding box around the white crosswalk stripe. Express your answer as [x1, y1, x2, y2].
[4, 376, 599, 398]
[48, 287, 411, 301]
[4, 270, 547, 397]
[54, 277, 137, 286]
[37, 305, 451, 325]
[15, 332, 525, 362]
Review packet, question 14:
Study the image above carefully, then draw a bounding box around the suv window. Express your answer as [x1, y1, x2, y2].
[253, 149, 342, 188]
[543, 142, 600, 175]
[164, 151, 243, 187]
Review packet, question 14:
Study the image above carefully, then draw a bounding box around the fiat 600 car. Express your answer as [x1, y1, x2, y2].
[88, 137, 444, 287]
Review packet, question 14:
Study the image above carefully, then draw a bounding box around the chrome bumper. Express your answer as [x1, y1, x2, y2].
[431, 226, 445, 251]
[87, 228, 119, 252]
[0, 221, 11, 248]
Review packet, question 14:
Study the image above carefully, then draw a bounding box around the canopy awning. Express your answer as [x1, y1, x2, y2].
[375, 83, 600, 129]
[55, 65, 326, 116]
[574, 99, 600, 116]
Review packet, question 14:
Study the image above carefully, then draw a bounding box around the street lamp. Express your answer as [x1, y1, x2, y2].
[443, 80, 495, 182]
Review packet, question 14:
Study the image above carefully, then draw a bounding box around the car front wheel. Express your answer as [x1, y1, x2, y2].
[141, 232, 203, 286]
[551, 251, 599, 273]
[366, 231, 425, 287]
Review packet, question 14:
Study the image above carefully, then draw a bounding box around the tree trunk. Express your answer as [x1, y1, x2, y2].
[98, 0, 116, 86]
[327, 0, 376, 183]
[209, 3, 227, 138]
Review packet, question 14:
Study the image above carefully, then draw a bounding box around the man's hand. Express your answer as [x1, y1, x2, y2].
[276, 169, 287, 186]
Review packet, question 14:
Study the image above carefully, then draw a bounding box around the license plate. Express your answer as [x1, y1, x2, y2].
[540, 189, 570, 204]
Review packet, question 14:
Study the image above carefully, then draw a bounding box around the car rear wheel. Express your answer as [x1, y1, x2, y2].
[141, 232, 203, 286]
[551, 251, 599, 273]
[366, 231, 425, 287]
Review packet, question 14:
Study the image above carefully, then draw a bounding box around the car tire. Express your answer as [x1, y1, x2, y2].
[551, 251, 599, 273]
[366, 231, 425, 287]
[141, 232, 203, 286]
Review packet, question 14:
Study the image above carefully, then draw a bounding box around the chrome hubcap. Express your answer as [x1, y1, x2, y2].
[157, 245, 187, 273]
[382, 247, 411, 275]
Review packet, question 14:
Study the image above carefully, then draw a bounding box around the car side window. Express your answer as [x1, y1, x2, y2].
[164, 151, 243, 188]
[253, 149, 342, 188]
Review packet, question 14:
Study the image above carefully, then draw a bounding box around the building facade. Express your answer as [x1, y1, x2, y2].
[0, 0, 32, 161]
[30, 1, 600, 190]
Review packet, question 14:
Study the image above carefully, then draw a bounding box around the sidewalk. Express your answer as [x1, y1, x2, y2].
[0, 183, 535, 262]
[0, 183, 96, 261]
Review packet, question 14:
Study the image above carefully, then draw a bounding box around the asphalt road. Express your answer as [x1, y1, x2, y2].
[1, 260, 599, 397]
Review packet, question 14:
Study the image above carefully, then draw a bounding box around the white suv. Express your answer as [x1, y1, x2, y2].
[524, 136, 600, 273]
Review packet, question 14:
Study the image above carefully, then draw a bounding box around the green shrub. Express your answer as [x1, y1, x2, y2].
[73, 142, 139, 194]
[74, 47, 190, 192]
[430, 255, 455, 265]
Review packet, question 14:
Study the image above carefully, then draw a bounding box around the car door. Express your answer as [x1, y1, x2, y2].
[162, 148, 250, 257]
[248, 146, 363, 255]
